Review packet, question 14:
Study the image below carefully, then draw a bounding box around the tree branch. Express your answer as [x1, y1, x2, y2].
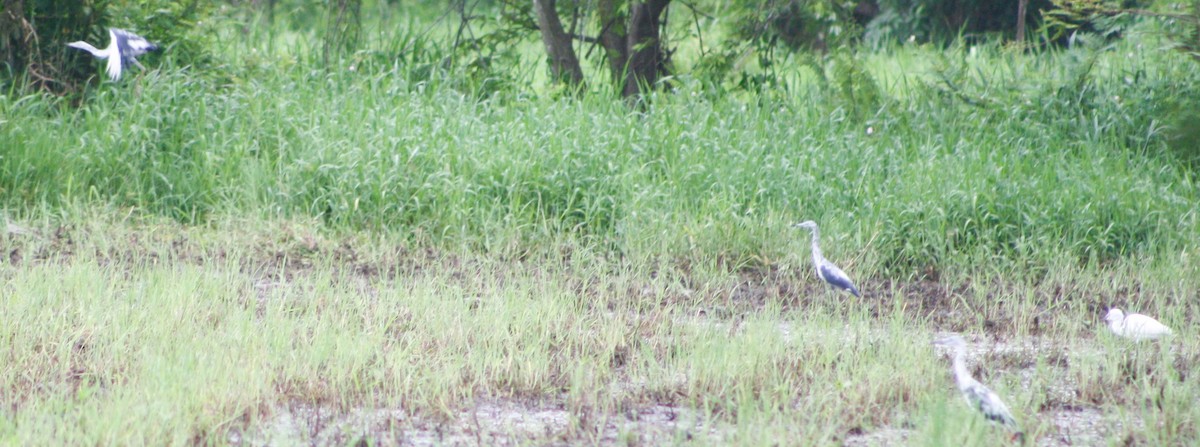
[570, 33, 602, 44]
[532, 0, 585, 87]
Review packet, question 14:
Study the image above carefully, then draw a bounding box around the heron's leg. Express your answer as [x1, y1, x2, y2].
[132, 59, 147, 71]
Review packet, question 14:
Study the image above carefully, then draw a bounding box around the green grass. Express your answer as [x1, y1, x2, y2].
[2, 8, 1200, 446]
[3, 26, 1198, 274]
[1, 217, 1197, 445]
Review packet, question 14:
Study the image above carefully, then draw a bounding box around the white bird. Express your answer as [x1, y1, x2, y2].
[67, 28, 158, 81]
[932, 335, 1023, 440]
[1104, 308, 1172, 341]
[793, 221, 861, 297]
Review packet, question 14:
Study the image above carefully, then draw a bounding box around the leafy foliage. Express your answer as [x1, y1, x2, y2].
[1, 0, 109, 92]
[830, 51, 881, 119]
[1041, 0, 1150, 43]
[729, 0, 863, 52]
[1170, 0, 1200, 62]
[1045, 0, 1200, 58]
[862, 0, 1146, 46]
[0, 0, 212, 93]
[1041, 1, 1200, 170]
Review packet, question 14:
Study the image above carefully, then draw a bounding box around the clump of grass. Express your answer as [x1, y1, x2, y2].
[3, 24, 1199, 277]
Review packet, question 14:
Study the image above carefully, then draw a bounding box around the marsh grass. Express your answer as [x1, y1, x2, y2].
[1, 214, 1197, 445]
[3, 9, 1200, 446]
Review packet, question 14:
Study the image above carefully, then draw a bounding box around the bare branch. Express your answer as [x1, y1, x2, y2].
[570, 33, 602, 44]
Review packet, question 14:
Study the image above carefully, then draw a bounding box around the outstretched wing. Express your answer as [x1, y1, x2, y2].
[818, 261, 861, 297]
[111, 28, 158, 59]
[105, 45, 123, 80]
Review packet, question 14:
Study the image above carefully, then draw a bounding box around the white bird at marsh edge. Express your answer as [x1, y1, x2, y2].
[1104, 308, 1172, 341]
[67, 28, 158, 81]
[932, 335, 1023, 439]
[793, 221, 861, 297]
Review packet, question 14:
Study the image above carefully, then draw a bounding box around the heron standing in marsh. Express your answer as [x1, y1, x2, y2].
[793, 221, 861, 297]
[933, 335, 1024, 441]
[67, 28, 158, 81]
[1104, 308, 1172, 341]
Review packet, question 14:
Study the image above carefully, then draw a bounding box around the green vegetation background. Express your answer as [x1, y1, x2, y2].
[3, 2, 1200, 445]
[4, 1, 1198, 277]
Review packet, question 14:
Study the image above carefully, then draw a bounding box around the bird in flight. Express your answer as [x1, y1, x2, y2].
[67, 28, 159, 81]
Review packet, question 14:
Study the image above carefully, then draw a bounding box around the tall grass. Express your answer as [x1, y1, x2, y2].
[4, 27, 1198, 277]
[10, 28, 1200, 273]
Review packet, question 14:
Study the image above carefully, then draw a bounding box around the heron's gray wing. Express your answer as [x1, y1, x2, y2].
[818, 262, 861, 297]
[964, 384, 1018, 428]
[111, 28, 157, 58]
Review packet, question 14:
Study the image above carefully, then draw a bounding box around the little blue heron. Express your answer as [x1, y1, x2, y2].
[933, 335, 1023, 440]
[1104, 308, 1172, 341]
[67, 28, 158, 81]
[793, 221, 861, 297]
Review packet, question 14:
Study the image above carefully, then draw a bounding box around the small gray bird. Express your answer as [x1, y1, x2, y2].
[793, 221, 861, 297]
[932, 335, 1023, 441]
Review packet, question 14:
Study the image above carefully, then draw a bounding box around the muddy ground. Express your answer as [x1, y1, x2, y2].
[215, 337, 1128, 446]
[1, 223, 1184, 445]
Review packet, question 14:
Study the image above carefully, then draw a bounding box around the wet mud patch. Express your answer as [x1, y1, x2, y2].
[1035, 407, 1141, 447]
[229, 399, 716, 446]
[840, 409, 1122, 447]
[843, 426, 912, 446]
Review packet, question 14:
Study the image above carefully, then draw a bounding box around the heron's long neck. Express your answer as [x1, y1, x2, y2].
[70, 41, 107, 58]
[950, 349, 974, 390]
[809, 230, 823, 262]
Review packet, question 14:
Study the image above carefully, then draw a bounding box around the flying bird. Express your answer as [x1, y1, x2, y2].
[793, 221, 861, 297]
[1104, 308, 1172, 341]
[933, 335, 1023, 440]
[67, 28, 158, 81]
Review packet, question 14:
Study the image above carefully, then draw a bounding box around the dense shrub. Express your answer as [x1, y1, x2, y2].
[0, 0, 211, 94]
[862, 0, 1149, 46]
[728, 1, 865, 52]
